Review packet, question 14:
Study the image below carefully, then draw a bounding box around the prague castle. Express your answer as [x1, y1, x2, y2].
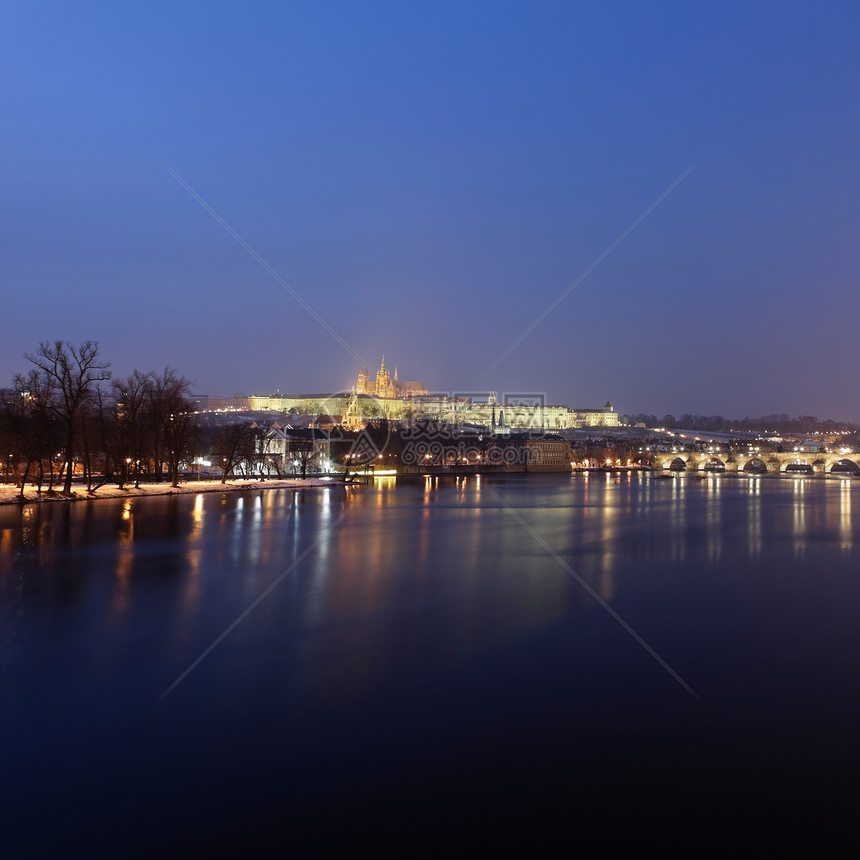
[242, 355, 618, 430]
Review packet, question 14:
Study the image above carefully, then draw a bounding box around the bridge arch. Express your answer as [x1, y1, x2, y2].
[743, 457, 768, 474]
[829, 458, 860, 475]
[784, 458, 814, 474]
[669, 457, 687, 471]
[702, 457, 725, 472]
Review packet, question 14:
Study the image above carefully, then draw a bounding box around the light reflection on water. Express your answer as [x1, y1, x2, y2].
[2, 477, 858, 621]
[1, 476, 859, 708]
[3, 475, 860, 853]
[747, 477, 762, 557]
[111, 500, 134, 620]
[705, 476, 721, 564]
[669, 476, 686, 564]
[793, 478, 807, 556]
[841, 479, 853, 552]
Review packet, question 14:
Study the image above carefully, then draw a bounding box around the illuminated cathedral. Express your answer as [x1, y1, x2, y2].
[355, 356, 428, 398]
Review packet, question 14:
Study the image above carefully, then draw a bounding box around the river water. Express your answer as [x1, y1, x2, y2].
[3, 473, 860, 854]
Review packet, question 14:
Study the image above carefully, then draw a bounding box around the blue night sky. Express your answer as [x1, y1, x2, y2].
[2, 1, 859, 419]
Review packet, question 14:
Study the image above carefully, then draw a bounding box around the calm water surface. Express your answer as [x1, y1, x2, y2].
[3, 474, 860, 854]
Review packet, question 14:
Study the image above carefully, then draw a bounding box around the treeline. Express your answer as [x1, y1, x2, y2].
[0, 340, 198, 496]
[621, 412, 859, 435]
[0, 340, 320, 498]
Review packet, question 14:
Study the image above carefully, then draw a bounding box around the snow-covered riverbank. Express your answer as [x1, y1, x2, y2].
[0, 478, 342, 505]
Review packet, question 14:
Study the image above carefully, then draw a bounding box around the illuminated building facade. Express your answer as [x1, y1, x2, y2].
[245, 357, 618, 430]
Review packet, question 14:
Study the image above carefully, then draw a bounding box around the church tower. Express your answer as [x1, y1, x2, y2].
[376, 355, 392, 398]
[356, 364, 370, 394]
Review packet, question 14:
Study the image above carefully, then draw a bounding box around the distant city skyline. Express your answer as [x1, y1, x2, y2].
[3, 2, 859, 420]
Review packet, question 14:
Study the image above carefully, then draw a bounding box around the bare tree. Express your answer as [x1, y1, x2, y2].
[6, 371, 62, 498]
[25, 341, 111, 495]
[0, 387, 26, 486]
[76, 395, 102, 493]
[257, 430, 284, 479]
[112, 370, 153, 488]
[294, 445, 318, 478]
[92, 385, 121, 490]
[211, 421, 257, 483]
[147, 367, 195, 487]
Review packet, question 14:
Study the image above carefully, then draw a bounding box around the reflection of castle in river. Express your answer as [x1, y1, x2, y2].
[247, 356, 618, 430]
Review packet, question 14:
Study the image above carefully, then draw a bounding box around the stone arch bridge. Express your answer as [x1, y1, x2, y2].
[649, 452, 860, 475]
